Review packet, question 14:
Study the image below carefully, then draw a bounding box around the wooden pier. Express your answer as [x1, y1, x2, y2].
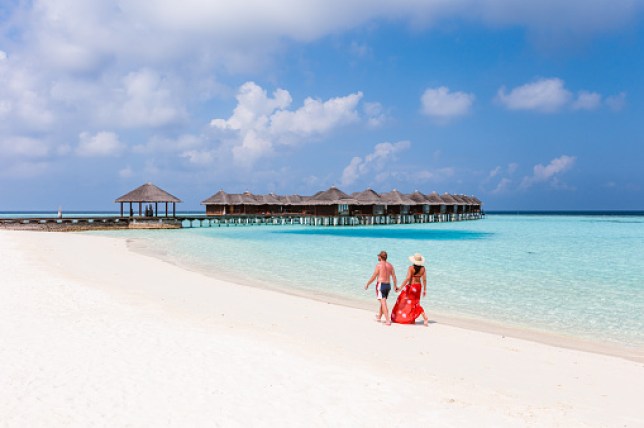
[0, 216, 181, 231]
[181, 212, 484, 228]
[1, 212, 483, 232]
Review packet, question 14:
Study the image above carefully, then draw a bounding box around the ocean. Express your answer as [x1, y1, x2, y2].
[3, 211, 643, 348]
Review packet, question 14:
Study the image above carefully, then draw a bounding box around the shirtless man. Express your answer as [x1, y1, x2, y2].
[365, 250, 397, 325]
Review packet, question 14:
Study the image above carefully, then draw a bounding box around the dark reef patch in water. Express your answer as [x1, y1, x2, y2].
[275, 228, 492, 241]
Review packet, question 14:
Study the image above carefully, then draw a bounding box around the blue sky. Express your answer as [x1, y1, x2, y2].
[1, 1, 643, 211]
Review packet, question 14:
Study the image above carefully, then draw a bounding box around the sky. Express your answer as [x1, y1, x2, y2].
[1, 0, 643, 211]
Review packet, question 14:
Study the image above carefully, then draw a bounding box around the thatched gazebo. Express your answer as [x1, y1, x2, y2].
[115, 182, 182, 217]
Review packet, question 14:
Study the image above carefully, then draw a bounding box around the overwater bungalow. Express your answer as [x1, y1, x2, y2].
[201, 186, 483, 226]
[408, 190, 433, 215]
[380, 189, 414, 215]
[308, 186, 354, 216]
[351, 189, 385, 215]
[425, 192, 444, 215]
[439, 192, 459, 215]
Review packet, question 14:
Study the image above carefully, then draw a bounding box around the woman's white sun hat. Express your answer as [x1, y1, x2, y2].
[409, 253, 425, 266]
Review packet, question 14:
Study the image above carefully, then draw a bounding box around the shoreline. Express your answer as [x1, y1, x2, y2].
[2, 229, 644, 426]
[126, 234, 644, 363]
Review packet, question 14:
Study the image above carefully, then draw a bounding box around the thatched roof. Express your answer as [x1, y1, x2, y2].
[439, 193, 458, 205]
[115, 183, 181, 203]
[201, 189, 228, 205]
[468, 195, 482, 206]
[380, 189, 414, 205]
[201, 191, 259, 205]
[408, 190, 428, 205]
[308, 186, 354, 205]
[259, 193, 282, 205]
[457, 195, 474, 205]
[425, 191, 443, 205]
[240, 191, 261, 205]
[351, 188, 383, 205]
[283, 195, 308, 205]
[200, 187, 483, 208]
[450, 194, 467, 205]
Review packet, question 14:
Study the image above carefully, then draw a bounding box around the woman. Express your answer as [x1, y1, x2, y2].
[391, 253, 429, 326]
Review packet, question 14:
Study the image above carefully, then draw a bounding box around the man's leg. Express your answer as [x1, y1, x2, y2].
[381, 299, 390, 325]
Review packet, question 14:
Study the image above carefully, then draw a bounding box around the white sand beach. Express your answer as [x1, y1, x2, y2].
[1, 230, 643, 427]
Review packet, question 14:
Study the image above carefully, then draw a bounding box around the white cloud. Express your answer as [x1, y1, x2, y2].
[486, 163, 519, 193]
[0, 136, 50, 158]
[132, 134, 204, 155]
[76, 131, 125, 157]
[0, 57, 55, 131]
[341, 140, 410, 186]
[119, 166, 134, 178]
[572, 91, 601, 110]
[421, 86, 474, 120]
[491, 178, 512, 194]
[532, 155, 576, 181]
[497, 78, 571, 112]
[0, 100, 11, 116]
[521, 155, 576, 188]
[270, 93, 362, 137]
[211, 82, 362, 166]
[497, 79, 613, 113]
[1, 160, 50, 178]
[115, 69, 187, 128]
[363, 102, 387, 128]
[16, 1, 637, 67]
[0, 1, 638, 187]
[507, 162, 519, 174]
[181, 150, 215, 165]
[413, 167, 455, 182]
[56, 144, 72, 156]
[606, 92, 627, 111]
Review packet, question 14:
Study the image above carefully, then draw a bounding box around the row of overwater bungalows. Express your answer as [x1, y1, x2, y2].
[201, 186, 482, 220]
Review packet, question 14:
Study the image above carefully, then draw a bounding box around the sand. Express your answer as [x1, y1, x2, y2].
[1, 230, 643, 427]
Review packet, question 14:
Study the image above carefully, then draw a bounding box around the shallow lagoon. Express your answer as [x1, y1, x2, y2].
[94, 214, 643, 348]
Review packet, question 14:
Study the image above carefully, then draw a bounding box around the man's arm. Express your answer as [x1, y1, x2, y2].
[365, 265, 380, 290]
[390, 264, 397, 289]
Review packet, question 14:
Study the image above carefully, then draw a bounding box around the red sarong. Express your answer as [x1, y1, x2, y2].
[391, 283, 425, 324]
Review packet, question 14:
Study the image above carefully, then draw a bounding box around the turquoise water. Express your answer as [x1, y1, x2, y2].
[95, 215, 642, 348]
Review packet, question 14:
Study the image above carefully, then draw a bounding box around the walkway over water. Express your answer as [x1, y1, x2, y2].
[0, 212, 483, 231]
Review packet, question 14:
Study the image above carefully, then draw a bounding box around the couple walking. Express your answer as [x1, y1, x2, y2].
[364, 250, 429, 326]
